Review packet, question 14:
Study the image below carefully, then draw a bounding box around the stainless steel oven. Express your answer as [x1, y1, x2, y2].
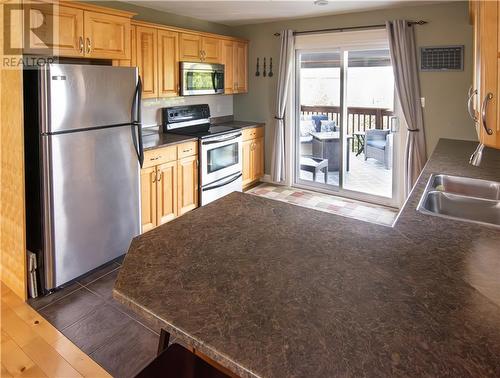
[180, 62, 224, 96]
[200, 131, 242, 205]
[162, 104, 242, 206]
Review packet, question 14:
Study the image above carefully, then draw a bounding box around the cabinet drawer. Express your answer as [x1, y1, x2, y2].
[177, 141, 198, 159]
[143, 145, 177, 168]
[242, 126, 264, 141]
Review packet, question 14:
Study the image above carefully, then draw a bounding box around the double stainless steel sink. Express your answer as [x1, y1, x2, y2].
[417, 174, 500, 228]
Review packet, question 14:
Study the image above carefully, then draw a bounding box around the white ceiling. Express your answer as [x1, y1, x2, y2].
[126, 0, 443, 26]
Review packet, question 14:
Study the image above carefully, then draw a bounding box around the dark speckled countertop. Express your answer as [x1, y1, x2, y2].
[142, 127, 197, 151]
[141, 120, 263, 151]
[114, 139, 500, 377]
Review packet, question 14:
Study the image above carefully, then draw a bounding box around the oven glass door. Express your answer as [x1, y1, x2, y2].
[201, 135, 242, 184]
[207, 142, 239, 174]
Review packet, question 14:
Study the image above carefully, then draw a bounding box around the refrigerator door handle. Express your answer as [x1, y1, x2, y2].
[131, 76, 144, 167]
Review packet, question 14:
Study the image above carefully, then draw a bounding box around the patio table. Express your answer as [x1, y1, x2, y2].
[310, 131, 350, 172]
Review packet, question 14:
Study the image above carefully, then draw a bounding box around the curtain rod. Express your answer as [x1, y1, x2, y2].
[273, 20, 427, 37]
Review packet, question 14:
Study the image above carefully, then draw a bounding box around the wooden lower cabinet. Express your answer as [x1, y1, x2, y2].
[157, 161, 177, 225]
[140, 147, 198, 232]
[242, 126, 265, 189]
[177, 155, 199, 215]
[140, 166, 157, 233]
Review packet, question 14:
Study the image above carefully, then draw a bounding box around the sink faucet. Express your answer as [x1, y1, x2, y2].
[469, 143, 485, 166]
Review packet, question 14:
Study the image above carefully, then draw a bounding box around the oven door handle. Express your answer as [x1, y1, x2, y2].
[202, 132, 242, 145]
[202, 173, 242, 192]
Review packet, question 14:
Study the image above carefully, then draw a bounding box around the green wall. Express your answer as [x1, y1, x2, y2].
[84, 1, 235, 35]
[231, 1, 476, 175]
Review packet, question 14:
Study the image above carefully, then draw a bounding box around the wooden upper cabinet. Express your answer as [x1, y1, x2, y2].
[83, 10, 130, 59]
[202, 37, 221, 63]
[180, 33, 202, 61]
[24, 4, 84, 57]
[136, 26, 158, 98]
[475, 0, 499, 147]
[222, 40, 234, 94]
[234, 41, 248, 93]
[177, 155, 198, 216]
[179, 33, 221, 63]
[158, 30, 179, 97]
[157, 161, 178, 225]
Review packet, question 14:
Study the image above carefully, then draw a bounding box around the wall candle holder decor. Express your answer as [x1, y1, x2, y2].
[269, 58, 273, 77]
[263, 57, 267, 77]
[255, 58, 260, 76]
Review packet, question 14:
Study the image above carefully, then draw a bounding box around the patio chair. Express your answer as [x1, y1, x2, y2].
[364, 129, 393, 169]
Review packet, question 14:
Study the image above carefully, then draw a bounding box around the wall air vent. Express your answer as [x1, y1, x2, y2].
[420, 46, 464, 71]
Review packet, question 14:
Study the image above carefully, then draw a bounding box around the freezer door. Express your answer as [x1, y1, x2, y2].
[42, 125, 140, 289]
[42, 64, 138, 133]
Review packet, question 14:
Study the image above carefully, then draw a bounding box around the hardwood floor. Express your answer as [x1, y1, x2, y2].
[1, 281, 111, 377]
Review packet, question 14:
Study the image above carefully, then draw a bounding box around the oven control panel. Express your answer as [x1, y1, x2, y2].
[162, 104, 210, 128]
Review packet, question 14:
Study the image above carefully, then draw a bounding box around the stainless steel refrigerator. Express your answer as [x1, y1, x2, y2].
[24, 63, 143, 293]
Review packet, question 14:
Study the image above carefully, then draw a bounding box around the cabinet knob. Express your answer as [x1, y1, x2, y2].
[79, 36, 84, 54]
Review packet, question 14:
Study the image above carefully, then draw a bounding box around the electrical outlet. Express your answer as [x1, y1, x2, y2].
[420, 97, 425, 108]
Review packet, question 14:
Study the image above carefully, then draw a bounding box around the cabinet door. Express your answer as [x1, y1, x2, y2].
[157, 161, 177, 225]
[158, 30, 179, 97]
[141, 167, 157, 233]
[24, 4, 84, 57]
[222, 40, 234, 94]
[202, 37, 221, 63]
[242, 139, 253, 187]
[177, 155, 199, 215]
[234, 41, 248, 93]
[136, 26, 158, 98]
[83, 10, 130, 59]
[180, 33, 202, 62]
[252, 137, 264, 180]
[478, 0, 499, 147]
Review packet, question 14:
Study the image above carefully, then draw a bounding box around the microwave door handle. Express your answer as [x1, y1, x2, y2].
[211, 72, 216, 93]
[202, 173, 242, 192]
[202, 132, 242, 145]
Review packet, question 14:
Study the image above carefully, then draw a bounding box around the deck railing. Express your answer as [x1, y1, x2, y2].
[300, 105, 394, 152]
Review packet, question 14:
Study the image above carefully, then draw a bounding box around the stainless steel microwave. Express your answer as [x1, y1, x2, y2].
[180, 62, 224, 96]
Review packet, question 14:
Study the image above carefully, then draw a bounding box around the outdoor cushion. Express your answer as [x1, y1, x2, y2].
[320, 120, 337, 132]
[300, 120, 316, 137]
[366, 139, 386, 150]
[311, 114, 328, 132]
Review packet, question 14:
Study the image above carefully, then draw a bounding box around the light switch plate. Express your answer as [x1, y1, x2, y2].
[420, 97, 425, 108]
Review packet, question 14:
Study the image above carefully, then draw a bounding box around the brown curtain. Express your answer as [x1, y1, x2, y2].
[386, 20, 427, 195]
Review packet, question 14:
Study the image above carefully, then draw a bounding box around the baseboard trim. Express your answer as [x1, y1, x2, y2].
[259, 174, 287, 186]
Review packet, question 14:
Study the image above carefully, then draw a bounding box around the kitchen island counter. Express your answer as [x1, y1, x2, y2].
[114, 139, 500, 377]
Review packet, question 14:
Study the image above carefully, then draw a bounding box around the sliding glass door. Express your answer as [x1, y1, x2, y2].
[294, 31, 399, 206]
[295, 50, 342, 190]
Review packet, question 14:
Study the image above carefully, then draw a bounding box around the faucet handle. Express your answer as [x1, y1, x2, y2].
[469, 143, 485, 166]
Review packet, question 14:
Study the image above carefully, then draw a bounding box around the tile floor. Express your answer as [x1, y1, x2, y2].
[247, 183, 398, 227]
[29, 258, 162, 378]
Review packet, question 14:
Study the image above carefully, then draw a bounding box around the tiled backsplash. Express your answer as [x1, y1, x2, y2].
[142, 95, 233, 127]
